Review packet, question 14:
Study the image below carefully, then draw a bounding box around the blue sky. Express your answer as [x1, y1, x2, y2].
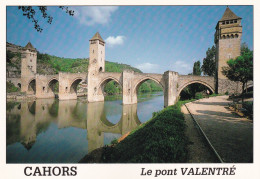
[7, 6, 253, 75]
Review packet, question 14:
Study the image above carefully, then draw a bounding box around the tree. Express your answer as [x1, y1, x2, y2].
[240, 42, 251, 55]
[192, 61, 201, 76]
[18, 6, 74, 32]
[201, 45, 216, 76]
[222, 51, 253, 102]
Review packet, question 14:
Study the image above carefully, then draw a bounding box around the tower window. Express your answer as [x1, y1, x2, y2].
[234, 20, 237, 23]
[226, 21, 229, 24]
[43, 87, 45, 91]
[222, 21, 225, 25]
[99, 67, 103, 72]
[93, 49, 94, 53]
[30, 59, 32, 62]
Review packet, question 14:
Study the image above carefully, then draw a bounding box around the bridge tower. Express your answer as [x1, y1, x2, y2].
[21, 42, 37, 94]
[215, 7, 242, 93]
[87, 32, 106, 102]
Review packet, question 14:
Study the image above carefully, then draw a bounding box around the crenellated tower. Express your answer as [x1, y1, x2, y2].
[215, 7, 242, 93]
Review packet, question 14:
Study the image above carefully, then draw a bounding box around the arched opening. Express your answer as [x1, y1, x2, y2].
[99, 67, 103, 72]
[18, 83, 21, 88]
[179, 82, 214, 100]
[135, 79, 164, 102]
[70, 78, 86, 97]
[97, 78, 122, 101]
[28, 79, 36, 94]
[48, 79, 59, 98]
[96, 78, 123, 124]
[134, 79, 164, 122]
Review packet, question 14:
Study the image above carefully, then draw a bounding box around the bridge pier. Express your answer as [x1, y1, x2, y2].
[163, 71, 178, 107]
[122, 70, 136, 105]
[36, 75, 56, 99]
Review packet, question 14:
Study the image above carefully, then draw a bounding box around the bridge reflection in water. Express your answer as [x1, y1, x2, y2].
[7, 95, 163, 163]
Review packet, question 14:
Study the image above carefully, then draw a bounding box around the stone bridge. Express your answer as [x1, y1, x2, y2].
[17, 31, 250, 107]
[31, 70, 215, 107]
[17, 39, 217, 107]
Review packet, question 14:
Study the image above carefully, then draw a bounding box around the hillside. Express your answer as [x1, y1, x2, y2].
[6, 42, 162, 94]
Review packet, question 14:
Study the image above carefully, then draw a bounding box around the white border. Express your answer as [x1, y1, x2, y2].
[1, 0, 259, 179]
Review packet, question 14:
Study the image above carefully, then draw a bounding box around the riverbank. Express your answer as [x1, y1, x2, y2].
[79, 100, 190, 163]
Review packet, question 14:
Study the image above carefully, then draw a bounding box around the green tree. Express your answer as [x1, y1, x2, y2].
[201, 45, 216, 76]
[192, 61, 201, 76]
[222, 51, 253, 102]
[240, 42, 251, 55]
[138, 82, 150, 93]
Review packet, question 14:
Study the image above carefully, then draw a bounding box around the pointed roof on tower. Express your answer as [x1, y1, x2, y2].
[90, 32, 105, 42]
[219, 7, 241, 21]
[24, 42, 36, 51]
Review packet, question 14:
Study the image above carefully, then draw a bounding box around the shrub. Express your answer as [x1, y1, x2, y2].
[195, 93, 203, 100]
[6, 81, 20, 93]
[243, 101, 253, 119]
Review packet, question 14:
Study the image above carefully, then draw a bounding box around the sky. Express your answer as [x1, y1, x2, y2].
[7, 6, 253, 75]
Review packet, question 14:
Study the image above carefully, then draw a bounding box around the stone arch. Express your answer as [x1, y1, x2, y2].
[27, 78, 36, 94]
[177, 80, 214, 97]
[69, 77, 84, 94]
[47, 78, 59, 93]
[133, 76, 164, 94]
[97, 76, 122, 96]
[131, 76, 164, 104]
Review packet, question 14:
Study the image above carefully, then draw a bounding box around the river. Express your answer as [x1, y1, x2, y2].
[6, 92, 164, 163]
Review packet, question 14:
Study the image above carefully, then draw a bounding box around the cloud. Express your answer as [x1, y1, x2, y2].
[105, 36, 125, 47]
[135, 63, 160, 73]
[171, 60, 193, 75]
[73, 6, 118, 26]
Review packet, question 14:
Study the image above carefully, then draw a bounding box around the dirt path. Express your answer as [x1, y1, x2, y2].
[182, 106, 219, 163]
[185, 96, 253, 163]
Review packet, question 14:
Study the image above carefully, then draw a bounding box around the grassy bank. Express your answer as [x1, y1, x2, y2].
[80, 101, 190, 163]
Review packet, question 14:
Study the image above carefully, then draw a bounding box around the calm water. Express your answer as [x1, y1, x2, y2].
[6, 92, 164, 163]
